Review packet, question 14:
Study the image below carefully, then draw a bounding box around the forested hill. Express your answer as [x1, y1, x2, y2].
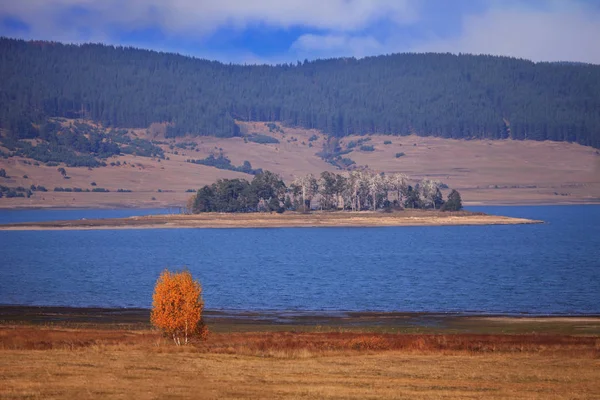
[1, 37, 599, 148]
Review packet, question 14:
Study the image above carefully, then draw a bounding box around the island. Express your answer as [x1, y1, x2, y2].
[0, 210, 542, 230]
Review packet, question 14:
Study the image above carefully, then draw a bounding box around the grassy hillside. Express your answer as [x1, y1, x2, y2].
[2, 38, 599, 208]
[1, 121, 599, 208]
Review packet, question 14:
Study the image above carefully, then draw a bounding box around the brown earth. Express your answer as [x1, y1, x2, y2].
[1, 324, 599, 399]
[0, 210, 542, 230]
[1, 121, 599, 209]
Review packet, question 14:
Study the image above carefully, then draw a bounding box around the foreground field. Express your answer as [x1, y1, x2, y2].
[0, 210, 542, 230]
[1, 121, 599, 209]
[1, 326, 599, 399]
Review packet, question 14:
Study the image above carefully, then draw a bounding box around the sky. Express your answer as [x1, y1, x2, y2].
[1, 0, 599, 65]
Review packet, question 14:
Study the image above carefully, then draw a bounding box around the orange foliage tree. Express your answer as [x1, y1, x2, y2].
[151, 269, 207, 345]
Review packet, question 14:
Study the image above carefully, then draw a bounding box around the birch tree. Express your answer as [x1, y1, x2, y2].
[388, 172, 408, 205]
[420, 179, 442, 209]
[342, 171, 359, 211]
[151, 269, 207, 345]
[348, 171, 368, 211]
[367, 172, 384, 210]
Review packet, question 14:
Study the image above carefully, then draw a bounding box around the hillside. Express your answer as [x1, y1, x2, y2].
[1, 121, 599, 208]
[1, 37, 600, 148]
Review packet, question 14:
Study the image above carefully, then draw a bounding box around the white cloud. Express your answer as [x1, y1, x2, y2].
[2, 0, 599, 64]
[283, 3, 600, 64]
[412, 3, 600, 64]
[0, 0, 416, 39]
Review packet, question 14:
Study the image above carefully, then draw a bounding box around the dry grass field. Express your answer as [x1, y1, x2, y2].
[1, 326, 599, 399]
[1, 121, 599, 208]
[343, 134, 600, 205]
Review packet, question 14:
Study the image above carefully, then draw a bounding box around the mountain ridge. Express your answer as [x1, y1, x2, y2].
[1, 37, 599, 148]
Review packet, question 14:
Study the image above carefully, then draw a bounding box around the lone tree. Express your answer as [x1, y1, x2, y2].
[151, 269, 207, 345]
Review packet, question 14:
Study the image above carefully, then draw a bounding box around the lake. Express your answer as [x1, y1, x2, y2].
[0, 207, 180, 224]
[0, 205, 599, 315]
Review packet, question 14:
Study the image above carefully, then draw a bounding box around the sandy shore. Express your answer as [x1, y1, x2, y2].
[0, 210, 542, 230]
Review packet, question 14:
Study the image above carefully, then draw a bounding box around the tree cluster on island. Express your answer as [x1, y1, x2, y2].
[187, 170, 462, 214]
[1, 37, 599, 149]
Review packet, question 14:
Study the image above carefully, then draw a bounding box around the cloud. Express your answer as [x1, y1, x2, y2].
[1, 0, 599, 65]
[290, 34, 384, 59]
[412, 2, 600, 64]
[0, 0, 416, 40]
[283, 2, 600, 65]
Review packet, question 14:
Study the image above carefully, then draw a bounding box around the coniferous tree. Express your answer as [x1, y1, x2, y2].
[2, 37, 598, 149]
[441, 190, 463, 211]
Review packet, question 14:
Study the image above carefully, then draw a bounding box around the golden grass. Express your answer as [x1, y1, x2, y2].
[1, 345, 599, 399]
[1, 326, 599, 399]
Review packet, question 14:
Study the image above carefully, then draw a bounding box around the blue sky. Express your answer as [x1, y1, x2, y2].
[1, 0, 599, 64]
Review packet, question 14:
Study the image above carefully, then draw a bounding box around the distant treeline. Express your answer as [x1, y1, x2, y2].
[0, 120, 164, 167]
[1, 38, 599, 148]
[53, 187, 110, 192]
[0, 185, 32, 198]
[186, 153, 263, 175]
[188, 170, 462, 213]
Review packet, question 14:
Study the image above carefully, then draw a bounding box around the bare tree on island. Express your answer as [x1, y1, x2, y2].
[291, 173, 318, 211]
[421, 179, 444, 210]
[387, 173, 409, 205]
[367, 172, 384, 211]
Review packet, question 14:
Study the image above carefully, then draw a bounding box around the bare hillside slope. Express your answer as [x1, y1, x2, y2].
[1, 121, 599, 208]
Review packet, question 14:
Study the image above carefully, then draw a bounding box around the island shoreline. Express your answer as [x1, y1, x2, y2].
[0, 210, 543, 230]
[1, 200, 599, 211]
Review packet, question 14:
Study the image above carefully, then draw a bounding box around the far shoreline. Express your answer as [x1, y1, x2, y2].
[1, 200, 600, 211]
[0, 210, 543, 230]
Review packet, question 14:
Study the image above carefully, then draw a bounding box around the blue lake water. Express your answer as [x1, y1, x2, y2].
[0, 207, 179, 224]
[0, 205, 599, 315]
